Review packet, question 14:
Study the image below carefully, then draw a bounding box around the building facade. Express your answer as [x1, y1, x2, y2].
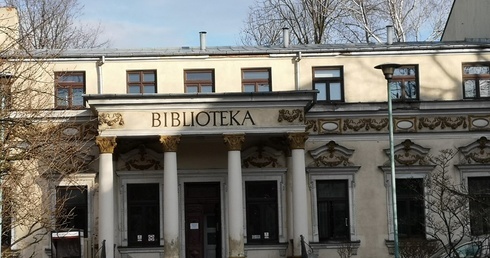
[1, 7, 490, 258]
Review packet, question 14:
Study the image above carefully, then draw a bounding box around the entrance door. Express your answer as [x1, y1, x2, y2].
[185, 182, 221, 258]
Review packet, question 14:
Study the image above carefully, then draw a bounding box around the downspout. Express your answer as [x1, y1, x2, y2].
[294, 51, 302, 90]
[97, 56, 105, 94]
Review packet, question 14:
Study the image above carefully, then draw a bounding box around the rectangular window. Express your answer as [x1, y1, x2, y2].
[389, 65, 418, 100]
[463, 63, 490, 99]
[242, 68, 271, 92]
[184, 69, 214, 93]
[396, 178, 425, 238]
[127, 183, 160, 247]
[55, 72, 85, 109]
[245, 181, 278, 244]
[127, 70, 157, 94]
[56, 186, 88, 237]
[313, 67, 343, 101]
[468, 177, 490, 235]
[316, 180, 349, 241]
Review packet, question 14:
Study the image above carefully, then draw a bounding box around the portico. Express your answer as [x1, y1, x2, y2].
[86, 91, 316, 258]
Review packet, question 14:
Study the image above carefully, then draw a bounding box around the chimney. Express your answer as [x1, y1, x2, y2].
[283, 28, 290, 48]
[199, 31, 207, 50]
[386, 25, 394, 45]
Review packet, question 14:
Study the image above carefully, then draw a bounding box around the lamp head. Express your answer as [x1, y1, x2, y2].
[374, 63, 401, 80]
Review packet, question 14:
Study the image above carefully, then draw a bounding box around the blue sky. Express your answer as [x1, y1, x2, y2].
[80, 0, 253, 49]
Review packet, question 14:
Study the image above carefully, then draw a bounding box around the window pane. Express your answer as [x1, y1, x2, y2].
[56, 186, 88, 236]
[396, 179, 425, 238]
[186, 72, 212, 81]
[315, 69, 340, 78]
[244, 84, 255, 92]
[243, 71, 269, 80]
[315, 83, 327, 101]
[128, 73, 140, 83]
[480, 80, 490, 97]
[464, 65, 490, 75]
[129, 85, 141, 93]
[57, 88, 69, 106]
[405, 81, 417, 99]
[143, 73, 155, 82]
[394, 67, 416, 76]
[390, 81, 402, 99]
[186, 85, 198, 93]
[317, 181, 347, 198]
[316, 180, 349, 241]
[246, 181, 278, 244]
[257, 84, 270, 92]
[59, 74, 84, 83]
[143, 85, 156, 93]
[73, 88, 84, 106]
[127, 184, 160, 247]
[464, 80, 477, 98]
[329, 82, 341, 100]
[201, 85, 213, 93]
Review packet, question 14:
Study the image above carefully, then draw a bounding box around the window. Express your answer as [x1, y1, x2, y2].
[463, 63, 490, 98]
[468, 177, 490, 235]
[56, 186, 88, 236]
[55, 72, 85, 109]
[127, 183, 160, 247]
[127, 70, 156, 93]
[396, 178, 425, 238]
[184, 70, 214, 93]
[313, 67, 343, 101]
[242, 68, 271, 92]
[245, 181, 278, 244]
[389, 65, 418, 100]
[316, 180, 349, 241]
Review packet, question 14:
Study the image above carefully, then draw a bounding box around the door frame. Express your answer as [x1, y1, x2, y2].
[179, 170, 227, 258]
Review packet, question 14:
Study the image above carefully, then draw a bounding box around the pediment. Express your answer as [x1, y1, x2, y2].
[308, 141, 355, 167]
[117, 144, 164, 171]
[459, 136, 490, 164]
[384, 139, 430, 166]
[242, 145, 285, 168]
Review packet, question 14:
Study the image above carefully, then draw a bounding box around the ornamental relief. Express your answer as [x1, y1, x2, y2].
[99, 112, 124, 128]
[343, 118, 388, 132]
[309, 141, 355, 167]
[278, 109, 304, 123]
[417, 116, 467, 130]
[242, 145, 285, 168]
[459, 136, 490, 164]
[117, 144, 163, 171]
[383, 139, 430, 166]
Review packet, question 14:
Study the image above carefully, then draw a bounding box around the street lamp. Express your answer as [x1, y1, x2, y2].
[374, 63, 401, 258]
[0, 72, 13, 256]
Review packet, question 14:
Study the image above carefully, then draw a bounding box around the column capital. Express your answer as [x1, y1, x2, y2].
[95, 136, 117, 154]
[287, 132, 309, 150]
[223, 134, 245, 151]
[160, 135, 181, 152]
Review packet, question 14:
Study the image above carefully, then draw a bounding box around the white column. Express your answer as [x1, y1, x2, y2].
[288, 132, 309, 257]
[160, 136, 181, 258]
[95, 136, 117, 258]
[224, 134, 245, 258]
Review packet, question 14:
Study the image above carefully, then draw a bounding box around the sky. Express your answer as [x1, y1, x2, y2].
[79, 0, 253, 49]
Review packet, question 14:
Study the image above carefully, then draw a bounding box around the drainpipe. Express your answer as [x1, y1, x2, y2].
[97, 56, 105, 94]
[294, 52, 302, 90]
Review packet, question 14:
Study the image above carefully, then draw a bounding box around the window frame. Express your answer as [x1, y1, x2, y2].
[308, 167, 359, 243]
[184, 69, 215, 93]
[243, 170, 286, 245]
[126, 70, 157, 94]
[56, 185, 88, 236]
[241, 68, 271, 92]
[312, 66, 344, 102]
[458, 167, 490, 236]
[396, 178, 426, 239]
[462, 63, 490, 99]
[467, 176, 490, 236]
[245, 180, 279, 244]
[389, 65, 419, 101]
[55, 71, 85, 109]
[316, 179, 350, 241]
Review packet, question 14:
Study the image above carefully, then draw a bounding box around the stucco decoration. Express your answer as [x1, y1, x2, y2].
[459, 136, 490, 164]
[305, 119, 318, 132]
[308, 141, 355, 167]
[242, 145, 285, 168]
[343, 118, 388, 132]
[98, 112, 124, 127]
[418, 116, 467, 130]
[278, 109, 304, 123]
[469, 115, 490, 131]
[223, 134, 245, 151]
[383, 139, 430, 166]
[318, 119, 341, 134]
[117, 144, 164, 171]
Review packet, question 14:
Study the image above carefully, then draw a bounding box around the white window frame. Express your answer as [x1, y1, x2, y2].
[118, 170, 164, 247]
[380, 166, 434, 241]
[308, 167, 359, 243]
[243, 168, 287, 244]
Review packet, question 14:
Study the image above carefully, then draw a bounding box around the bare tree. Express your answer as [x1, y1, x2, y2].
[241, 0, 452, 45]
[4, 0, 109, 49]
[0, 8, 96, 257]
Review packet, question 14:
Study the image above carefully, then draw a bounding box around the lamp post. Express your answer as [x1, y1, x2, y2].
[0, 72, 13, 256]
[374, 63, 401, 258]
